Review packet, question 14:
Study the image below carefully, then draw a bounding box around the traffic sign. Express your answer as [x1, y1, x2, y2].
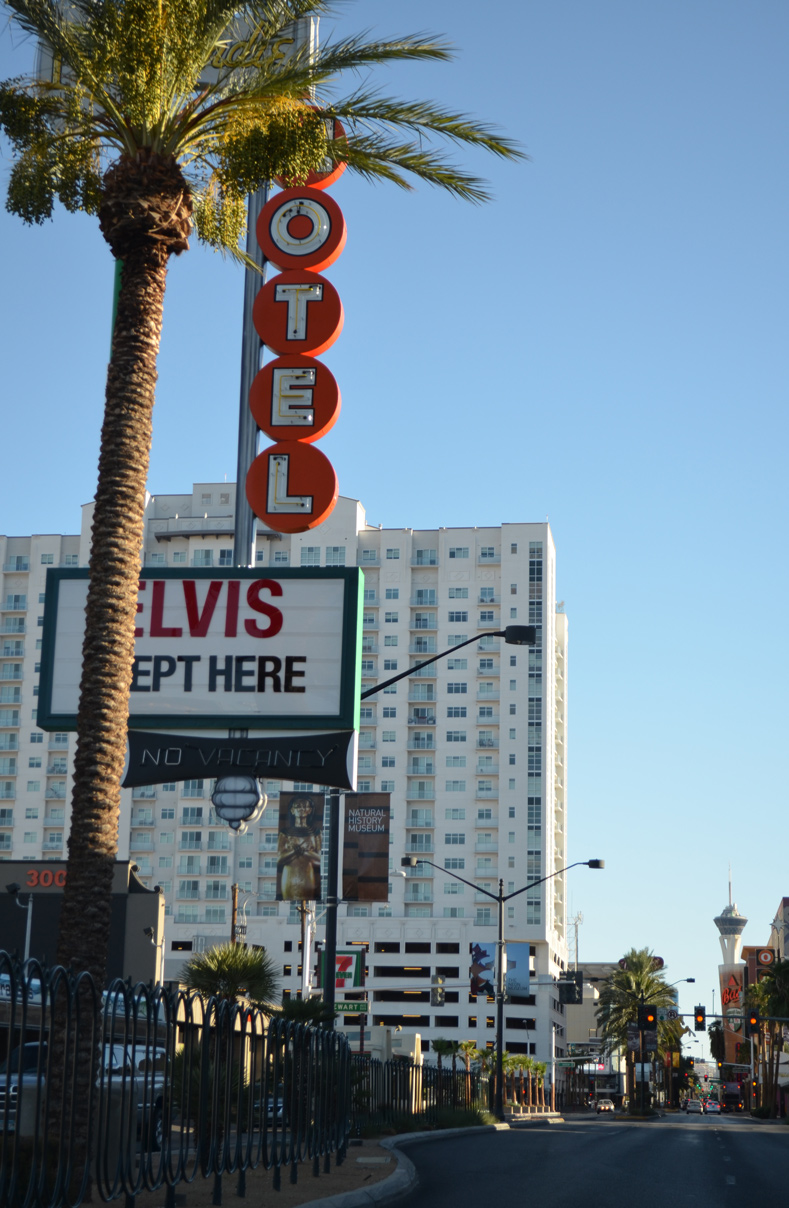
[338, 1001, 369, 1014]
[657, 1007, 678, 1021]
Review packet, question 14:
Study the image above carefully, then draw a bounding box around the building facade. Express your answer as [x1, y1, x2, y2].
[0, 485, 570, 1064]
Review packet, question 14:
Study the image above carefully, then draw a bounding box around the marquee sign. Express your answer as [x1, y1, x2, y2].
[246, 165, 347, 533]
[38, 567, 362, 731]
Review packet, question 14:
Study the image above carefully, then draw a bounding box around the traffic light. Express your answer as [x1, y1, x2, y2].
[745, 1009, 760, 1037]
[694, 1005, 706, 1032]
[430, 975, 445, 1007]
[704, 1075, 708, 1083]
[558, 970, 583, 1004]
[688, 1057, 694, 1069]
[638, 1004, 657, 1029]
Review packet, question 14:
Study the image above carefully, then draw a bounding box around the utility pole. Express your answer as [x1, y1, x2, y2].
[231, 882, 239, 945]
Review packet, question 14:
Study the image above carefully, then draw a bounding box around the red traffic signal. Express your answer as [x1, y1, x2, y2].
[745, 1010, 760, 1037]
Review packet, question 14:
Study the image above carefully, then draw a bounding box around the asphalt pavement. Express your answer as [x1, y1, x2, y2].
[393, 1113, 788, 1208]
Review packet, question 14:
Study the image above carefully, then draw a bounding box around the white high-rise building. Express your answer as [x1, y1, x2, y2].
[0, 485, 570, 1065]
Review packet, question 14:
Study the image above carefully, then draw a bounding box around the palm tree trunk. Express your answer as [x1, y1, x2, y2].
[56, 240, 169, 983]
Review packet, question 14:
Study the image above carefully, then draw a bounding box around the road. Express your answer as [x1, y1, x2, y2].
[398, 1113, 787, 1208]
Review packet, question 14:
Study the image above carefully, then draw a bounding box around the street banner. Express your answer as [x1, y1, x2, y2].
[276, 790, 323, 900]
[469, 941, 496, 997]
[342, 793, 390, 900]
[504, 942, 531, 997]
[122, 728, 357, 789]
[719, 964, 745, 1063]
[626, 1023, 640, 1052]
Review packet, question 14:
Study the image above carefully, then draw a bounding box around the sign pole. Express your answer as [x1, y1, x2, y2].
[233, 185, 269, 571]
[322, 786, 340, 1027]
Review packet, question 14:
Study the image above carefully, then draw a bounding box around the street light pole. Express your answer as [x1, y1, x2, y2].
[402, 855, 605, 1120]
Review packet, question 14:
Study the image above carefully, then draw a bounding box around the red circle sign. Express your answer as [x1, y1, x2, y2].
[257, 187, 347, 273]
[246, 442, 339, 533]
[249, 356, 341, 444]
[275, 116, 348, 191]
[253, 270, 344, 356]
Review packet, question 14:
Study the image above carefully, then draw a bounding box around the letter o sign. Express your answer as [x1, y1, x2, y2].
[257, 187, 347, 272]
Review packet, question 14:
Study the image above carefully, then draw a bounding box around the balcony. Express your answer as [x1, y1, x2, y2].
[133, 786, 156, 800]
[178, 860, 202, 874]
[43, 813, 66, 826]
[406, 788, 435, 801]
[361, 642, 379, 654]
[407, 762, 435, 775]
[131, 813, 154, 827]
[149, 516, 234, 541]
[408, 737, 436, 750]
[477, 552, 500, 565]
[410, 594, 437, 607]
[478, 593, 500, 604]
[409, 642, 437, 657]
[407, 812, 434, 827]
[358, 736, 376, 751]
[204, 886, 228, 900]
[207, 836, 230, 851]
[362, 592, 379, 606]
[45, 788, 67, 801]
[476, 788, 498, 800]
[411, 553, 438, 567]
[46, 762, 68, 776]
[477, 688, 500, 701]
[404, 891, 433, 904]
[410, 616, 437, 631]
[475, 841, 498, 852]
[0, 738, 18, 752]
[179, 839, 203, 851]
[408, 687, 436, 702]
[42, 840, 63, 852]
[407, 840, 433, 854]
[129, 838, 154, 852]
[476, 762, 499, 775]
[0, 622, 25, 635]
[3, 560, 30, 572]
[408, 714, 436, 726]
[2, 598, 27, 612]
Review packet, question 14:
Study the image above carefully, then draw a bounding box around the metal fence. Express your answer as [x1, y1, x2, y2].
[350, 1054, 489, 1133]
[0, 954, 351, 1208]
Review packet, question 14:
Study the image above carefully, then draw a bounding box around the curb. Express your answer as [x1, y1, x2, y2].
[295, 1124, 507, 1208]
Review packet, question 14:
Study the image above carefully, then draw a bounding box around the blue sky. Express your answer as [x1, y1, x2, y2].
[2, 1, 788, 1049]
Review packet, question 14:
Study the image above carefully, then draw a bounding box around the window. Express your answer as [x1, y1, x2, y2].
[27, 780, 40, 792]
[41, 553, 54, 565]
[384, 612, 399, 623]
[448, 547, 469, 559]
[384, 590, 399, 602]
[385, 548, 400, 560]
[301, 546, 320, 566]
[414, 549, 437, 565]
[24, 832, 36, 844]
[508, 832, 515, 844]
[480, 547, 496, 560]
[356, 780, 372, 793]
[445, 755, 466, 767]
[510, 608, 518, 619]
[446, 707, 466, 719]
[325, 546, 346, 566]
[447, 659, 467, 670]
[447, 683, 467, 695]
[384, 636, 398, 647]
[448, 587, 468, 600]
[479, 588, 495, 604]
[28, 756, 41, 768]
[383, 707, 397, 718]
[158, 856, 173, 868]
[30, 732, 43, 744]
[182, 780, 204, 798]
[509, 680, 517, 691]
[172, 551, 187, 563]
[218, 548, 233, 566]
[361, 549, 377, 564]
[64, 554, 79, 567]
[146, 552, 166, 566]
[382, 731, 396, 742]
[448, 611, 468, 623]
[480, 611, 495, 623]
[511, 543, 518, 554]
[479, 658, 494, 671]
[446, 731, 466, 742]
[443, 881, 464, 894]
[511, 583, 518, 595]
[382, 755, 395, 767]
[383, 658, 398, 670]
[193, 549, 213, 567]
[219, 492, 230, 505]
[509, 704, 517, 715]
[445, 833, 465, 845]
[444, 857, 465, 870]
[273, 550, 289, 564]
[445, 784, 466, 795]
[361, 660, 375, 674]
[25, 807, 38, 818]
[447, 634, 467, 646]
[381, 780, 395, 792]
[360, 705, 374, 721]
[509, 754, 516, 765]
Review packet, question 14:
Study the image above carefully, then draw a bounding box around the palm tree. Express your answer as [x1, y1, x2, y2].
[0, 0, 523, 986]
[746, 959, 789, 1116]
[182, 941, 279, 1004]
[432, 1036, 460, 1074]
[533, 1061, 547, 1109]
[596, 948, 684, 1112]
[459, 1039, 480, 1073]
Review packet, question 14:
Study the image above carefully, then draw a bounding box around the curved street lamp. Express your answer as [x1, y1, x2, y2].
[401, 854, 605, 1121]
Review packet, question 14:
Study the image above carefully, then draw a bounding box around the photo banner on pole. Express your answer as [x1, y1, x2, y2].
[342, 792, 390, 901]
[469, 941, 496, 997]
[276, 790, 323, 900]
[504, 941, 530, 997]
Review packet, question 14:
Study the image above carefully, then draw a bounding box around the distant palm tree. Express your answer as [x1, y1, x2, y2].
[432, 1037, 460, 1073]
[0, 0, 523, 987]
[596, 948, 684, 1110]
[459, 1039, 480, 1073]
[272, 993, 334, 1026]
[182, 942, 279, 1005]
[533, 1061, 548, 1109]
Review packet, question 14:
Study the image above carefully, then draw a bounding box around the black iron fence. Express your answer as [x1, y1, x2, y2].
[350, 1054, 489, 1132]
[0, 954, 351, 1208]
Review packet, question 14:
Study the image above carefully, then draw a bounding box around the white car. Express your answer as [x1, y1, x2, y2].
[685, 1099, 704, 1114]
[704, 1100, 721, 1114]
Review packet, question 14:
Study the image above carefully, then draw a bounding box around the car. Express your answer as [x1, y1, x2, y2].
[684, 1099, 704, 1114]
[704, 1100, 721, 1114]
[596, 1098, 615, 1114]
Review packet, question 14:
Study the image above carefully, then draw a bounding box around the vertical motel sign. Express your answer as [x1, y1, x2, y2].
[246, 139, 348, 534]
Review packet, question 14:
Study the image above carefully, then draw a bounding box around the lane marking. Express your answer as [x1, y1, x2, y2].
[726, 1176, 736, 1185]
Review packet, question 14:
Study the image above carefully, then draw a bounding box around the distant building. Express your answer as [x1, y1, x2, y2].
[1, 485, 570, 1066]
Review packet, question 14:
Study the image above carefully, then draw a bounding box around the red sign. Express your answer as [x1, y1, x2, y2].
[257, 187, 346, 272]
[252, 270, 343, 357]
[275, 116, 347, 191]
[248, 162, 348, 534]
[245, 442, 338, 534]
[249, 355, 341, 443]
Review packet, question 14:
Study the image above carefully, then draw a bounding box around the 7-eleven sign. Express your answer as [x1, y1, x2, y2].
[334, 949, 364, 989]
